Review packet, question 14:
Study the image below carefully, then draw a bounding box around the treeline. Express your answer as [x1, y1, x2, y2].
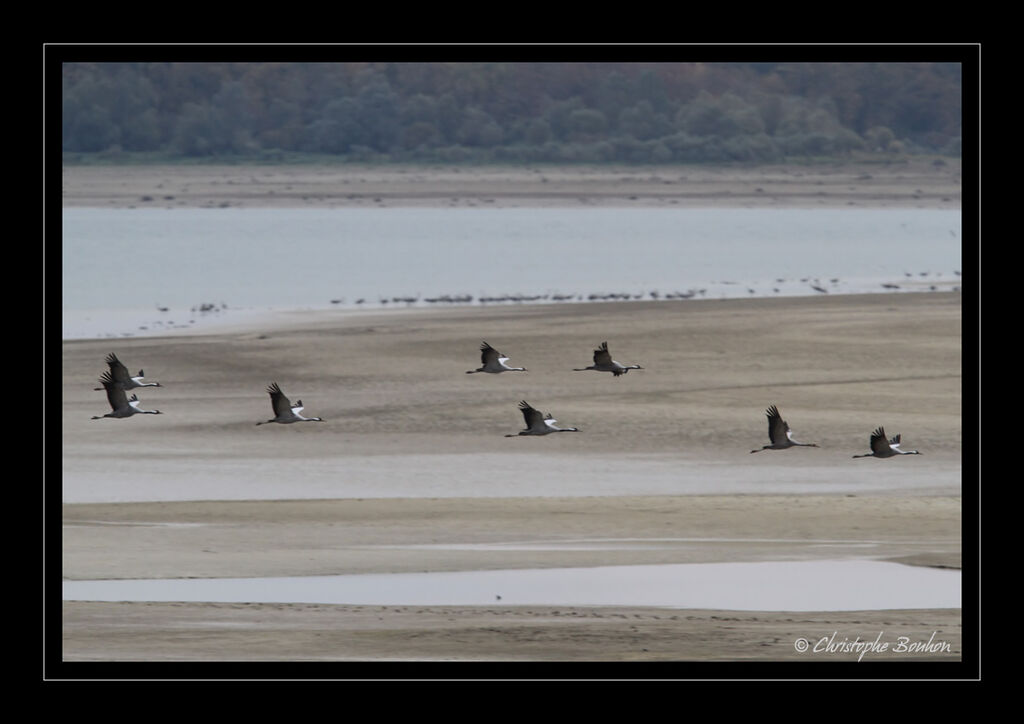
[61, 62, 962, 164]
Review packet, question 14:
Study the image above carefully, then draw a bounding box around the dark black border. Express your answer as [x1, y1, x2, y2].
[46, 42, 981, 686]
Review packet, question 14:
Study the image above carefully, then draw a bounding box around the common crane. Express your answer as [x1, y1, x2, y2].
[256, 382, 324, 425]
[93, 353, 163, 391]
[466, 342, 527, 374]
[852, 427, 921, 458]
[750, 405, 818, 452]
[505, 400, 579, 437]
[573, 341, 642, 377]
[91, 380, 162, 419]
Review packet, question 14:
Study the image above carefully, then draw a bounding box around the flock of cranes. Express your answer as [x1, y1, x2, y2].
[748, 405, 919, 458]
[87, 344, 921, 457]
[466, 340, 643, 378]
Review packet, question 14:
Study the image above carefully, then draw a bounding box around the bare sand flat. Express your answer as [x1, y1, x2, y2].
[61, 601, 961, 664]
[60, 287, 965, 666]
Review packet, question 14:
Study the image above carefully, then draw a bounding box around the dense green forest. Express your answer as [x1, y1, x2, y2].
[61, 62, 963, 164]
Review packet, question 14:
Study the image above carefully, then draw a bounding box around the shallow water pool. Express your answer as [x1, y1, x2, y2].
[62, 559, 960, 612]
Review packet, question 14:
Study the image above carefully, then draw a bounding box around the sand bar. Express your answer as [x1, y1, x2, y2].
[60, 159, 962, 210]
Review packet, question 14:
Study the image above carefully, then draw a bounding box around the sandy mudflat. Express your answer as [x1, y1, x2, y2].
[59, 284, 966, 668]
[60, 158, 962, 210]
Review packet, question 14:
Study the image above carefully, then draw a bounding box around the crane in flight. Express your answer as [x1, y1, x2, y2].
[573, 341, 643, 377]
[505, 400, 579, 437]
[466, 342, 527, 374]
[750, 405, 818, 453]
[91, 379, 162, 419]
[256, 382, 324, 425]
[93, 353, 163, 391]
[852, 427, 921, 458]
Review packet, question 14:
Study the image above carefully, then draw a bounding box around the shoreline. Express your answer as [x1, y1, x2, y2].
[62, 284, 962, 343]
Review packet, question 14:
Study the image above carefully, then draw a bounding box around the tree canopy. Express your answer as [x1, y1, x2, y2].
[61, 62, 963, 163]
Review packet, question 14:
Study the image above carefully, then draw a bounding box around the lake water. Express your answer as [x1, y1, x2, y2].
[61, 559, 960, 611]
[61, 207, 962, 339]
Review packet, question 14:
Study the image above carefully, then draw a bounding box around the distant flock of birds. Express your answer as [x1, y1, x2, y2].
[95, 276, 960, 340]
[89, 344, 920, 459]
[329, 270, 961, 308]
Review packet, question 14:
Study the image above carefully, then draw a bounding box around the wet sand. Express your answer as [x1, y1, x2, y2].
[61, 492, 962, 664]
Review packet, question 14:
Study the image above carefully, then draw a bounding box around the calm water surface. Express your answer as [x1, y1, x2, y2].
[61, 207, 961, 339]
[62, 559, 960, 611]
